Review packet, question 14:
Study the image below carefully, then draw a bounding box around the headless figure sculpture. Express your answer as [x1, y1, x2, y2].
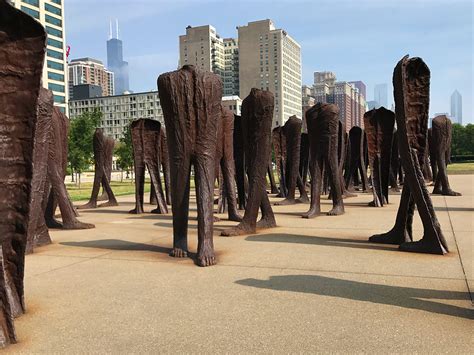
[430, 115, 460, 196]
[221, 89, 277, 236]
[78, 128, 118, 209]
[272, 126, 287, 197]
[389, 129, 401, 192]
[300, 132, 310, 187]
[129, 119, 168, 215]
[344, 126, 369, 192]
[97, 139, 114, 201]
[158, 65, 222, 266]
[0, 1, 45, 346]
[233, 114, 248, 210]
[215, 105, 242, 222]
[303, 103, 345, 218]
[275, 116, 308, 205]
[369, 55, 448, 255]
[364, 107, 395, 207]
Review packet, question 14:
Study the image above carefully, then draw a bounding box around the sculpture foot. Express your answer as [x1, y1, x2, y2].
[77, 202, 97, 210]
[442, 189, 461, 196]
[302, 208, 321, 219]
[257, 217, 277, 230]
[46, 218, 63, 229]
[343, 191, 357, 198]
[98, 200, 119, 208]
[368, 200, 382, 207]
[151, 207, 168, 214]
[227, 213, 243, 222]
[170, 247, 188, 258]
[213, 215, 221, 222]
[274, 198, 297, 206]
[399, 238, 447, 255]
[297, 194, 310, 203]
[432, 188, 442, 195]
[197, 242, 216, 267]
[62, 221, 95, 230]
[221, 224, 255, 237]
[129, 207, 144, 214]
[369, 228, 410, 245]
[327, 205, 345, 216]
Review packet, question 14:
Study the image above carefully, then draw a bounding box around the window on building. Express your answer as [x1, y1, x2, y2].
[53, 95, 65, 104]
[45, 3, 61, 16]
[47, 37, 63, 49]
[45, 14, 62, 27]
[20, 6, 39, 19]
[51, 0, 62, 5]
[48, 71, 64, 81]
[46, 25, 62, 38]
[47, 48, 63, 60]
[48, 83, 65, 93]
[22, 0, 39, 7]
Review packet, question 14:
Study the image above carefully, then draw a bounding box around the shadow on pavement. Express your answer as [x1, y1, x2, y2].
[236, 275, 474, 320]
[246, 233, 397, 252]
[61, 239, 171, 254]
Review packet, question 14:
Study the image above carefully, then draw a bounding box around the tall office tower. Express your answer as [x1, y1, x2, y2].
[450, 90, 462, 125]
[179, 25, 239, 96]
[238, 19, 302, 127]
[310, 72, 366, 131]
[374, 83, 388, 108]
[68, 57, 115, 99]
[107, 20, 129, 95]
[10, 0, 68, 112]
[349, 81, 366, 100]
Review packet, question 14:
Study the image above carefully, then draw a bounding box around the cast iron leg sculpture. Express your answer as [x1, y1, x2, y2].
[272, 126, 287, 197]
[221, 89, 276, 236]
[369, 55, 448, 254]
[129, 119, 168, 215]
[0, 1, 45, 345]
[276, 116, 308, 205]
[97, 139, 114, 201]
[299, 133, 310, 188]
[431, 115, 460, 196]
[233, 114, 247, 210]
[344, 127, 369, 192]
[364, 107, 395, 207]
[302, 103, 344, 219]
[159, 65, 221, 266]
[78, 129, 118, 209]
[159, 129, 172, 205]
[428, 128, 437, 184]
[389, 129, 401, 192]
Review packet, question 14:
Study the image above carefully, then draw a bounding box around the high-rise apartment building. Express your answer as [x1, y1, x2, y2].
[179, 20, 302, 126]
[238, 20, 302, 126]
[349, 81, 366, 100]
[179, 25, 239, 96]
[107, 21, 129, 95]
[9, 0, 68, 112]
[374, 83, 388, 108]
[450, 90, 462, 125]
[307, 72, 366, 131]
[68, 57, 114, 99]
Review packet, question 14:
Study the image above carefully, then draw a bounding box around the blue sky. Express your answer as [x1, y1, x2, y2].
[66, 0, 473, 123]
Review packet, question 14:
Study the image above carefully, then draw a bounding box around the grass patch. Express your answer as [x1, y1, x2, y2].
[447, 161, 474, 175]
[66, 181, 150, 202]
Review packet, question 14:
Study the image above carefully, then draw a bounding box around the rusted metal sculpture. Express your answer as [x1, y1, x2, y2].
[303, 103, 345, 218]
[221, 89, 276, 236]
[0, 1, 45, 346]
[158, 65, 222, 266]
[215, 105, 242, 221]
[129, 119, 168, 215]
[233, 114, 247, 210]
[344, 126, 369, 192]
[78, 129, 118, 209]
[364, 107, 395, 207]
[97, 138, 114, 201]
[28, 97, 95, 254]
[370, 55, 448, 254]
[389, 129, 401, 192]
[272, 126, 286, 197]
[332, 121, 355, 199]
[159, 129, 171, 205]
[275, 116, 308, 205]
[300, 132, 310, 187]
[430, 115, 460, 196]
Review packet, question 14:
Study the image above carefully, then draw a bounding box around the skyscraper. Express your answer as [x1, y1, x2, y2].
[238, 19, 302, 126]
[374, 83, 388, 108]
[68, 57, 114, 99]
[450, 90, 462, 125]
[9, 0, 68, 112]
[107, 20, 129, 95]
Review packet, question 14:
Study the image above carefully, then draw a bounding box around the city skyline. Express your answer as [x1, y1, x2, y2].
[65, 0, 472, 123]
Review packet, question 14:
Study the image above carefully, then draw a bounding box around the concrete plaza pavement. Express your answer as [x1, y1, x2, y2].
[10, 175, 473, 353]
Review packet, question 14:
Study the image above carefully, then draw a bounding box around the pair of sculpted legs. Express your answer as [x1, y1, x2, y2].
[222, 89, 276, 236]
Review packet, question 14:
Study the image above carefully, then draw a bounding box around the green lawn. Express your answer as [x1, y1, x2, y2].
[66, 181, 150, 202]
[447, 161, 474, 174]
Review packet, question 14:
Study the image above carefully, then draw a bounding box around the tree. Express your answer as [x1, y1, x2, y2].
[68, 110, 102, 187]
[451, 123, 474, 157]
[115, 123, 134, 181]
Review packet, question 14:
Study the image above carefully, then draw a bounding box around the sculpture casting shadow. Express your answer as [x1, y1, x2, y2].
[235, 275, 473, 320]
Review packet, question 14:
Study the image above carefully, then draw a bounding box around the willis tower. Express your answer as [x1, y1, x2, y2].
[107, 20, 129, 95]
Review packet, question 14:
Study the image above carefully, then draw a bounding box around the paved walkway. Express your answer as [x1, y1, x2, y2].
[11, 175, 473, 353]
